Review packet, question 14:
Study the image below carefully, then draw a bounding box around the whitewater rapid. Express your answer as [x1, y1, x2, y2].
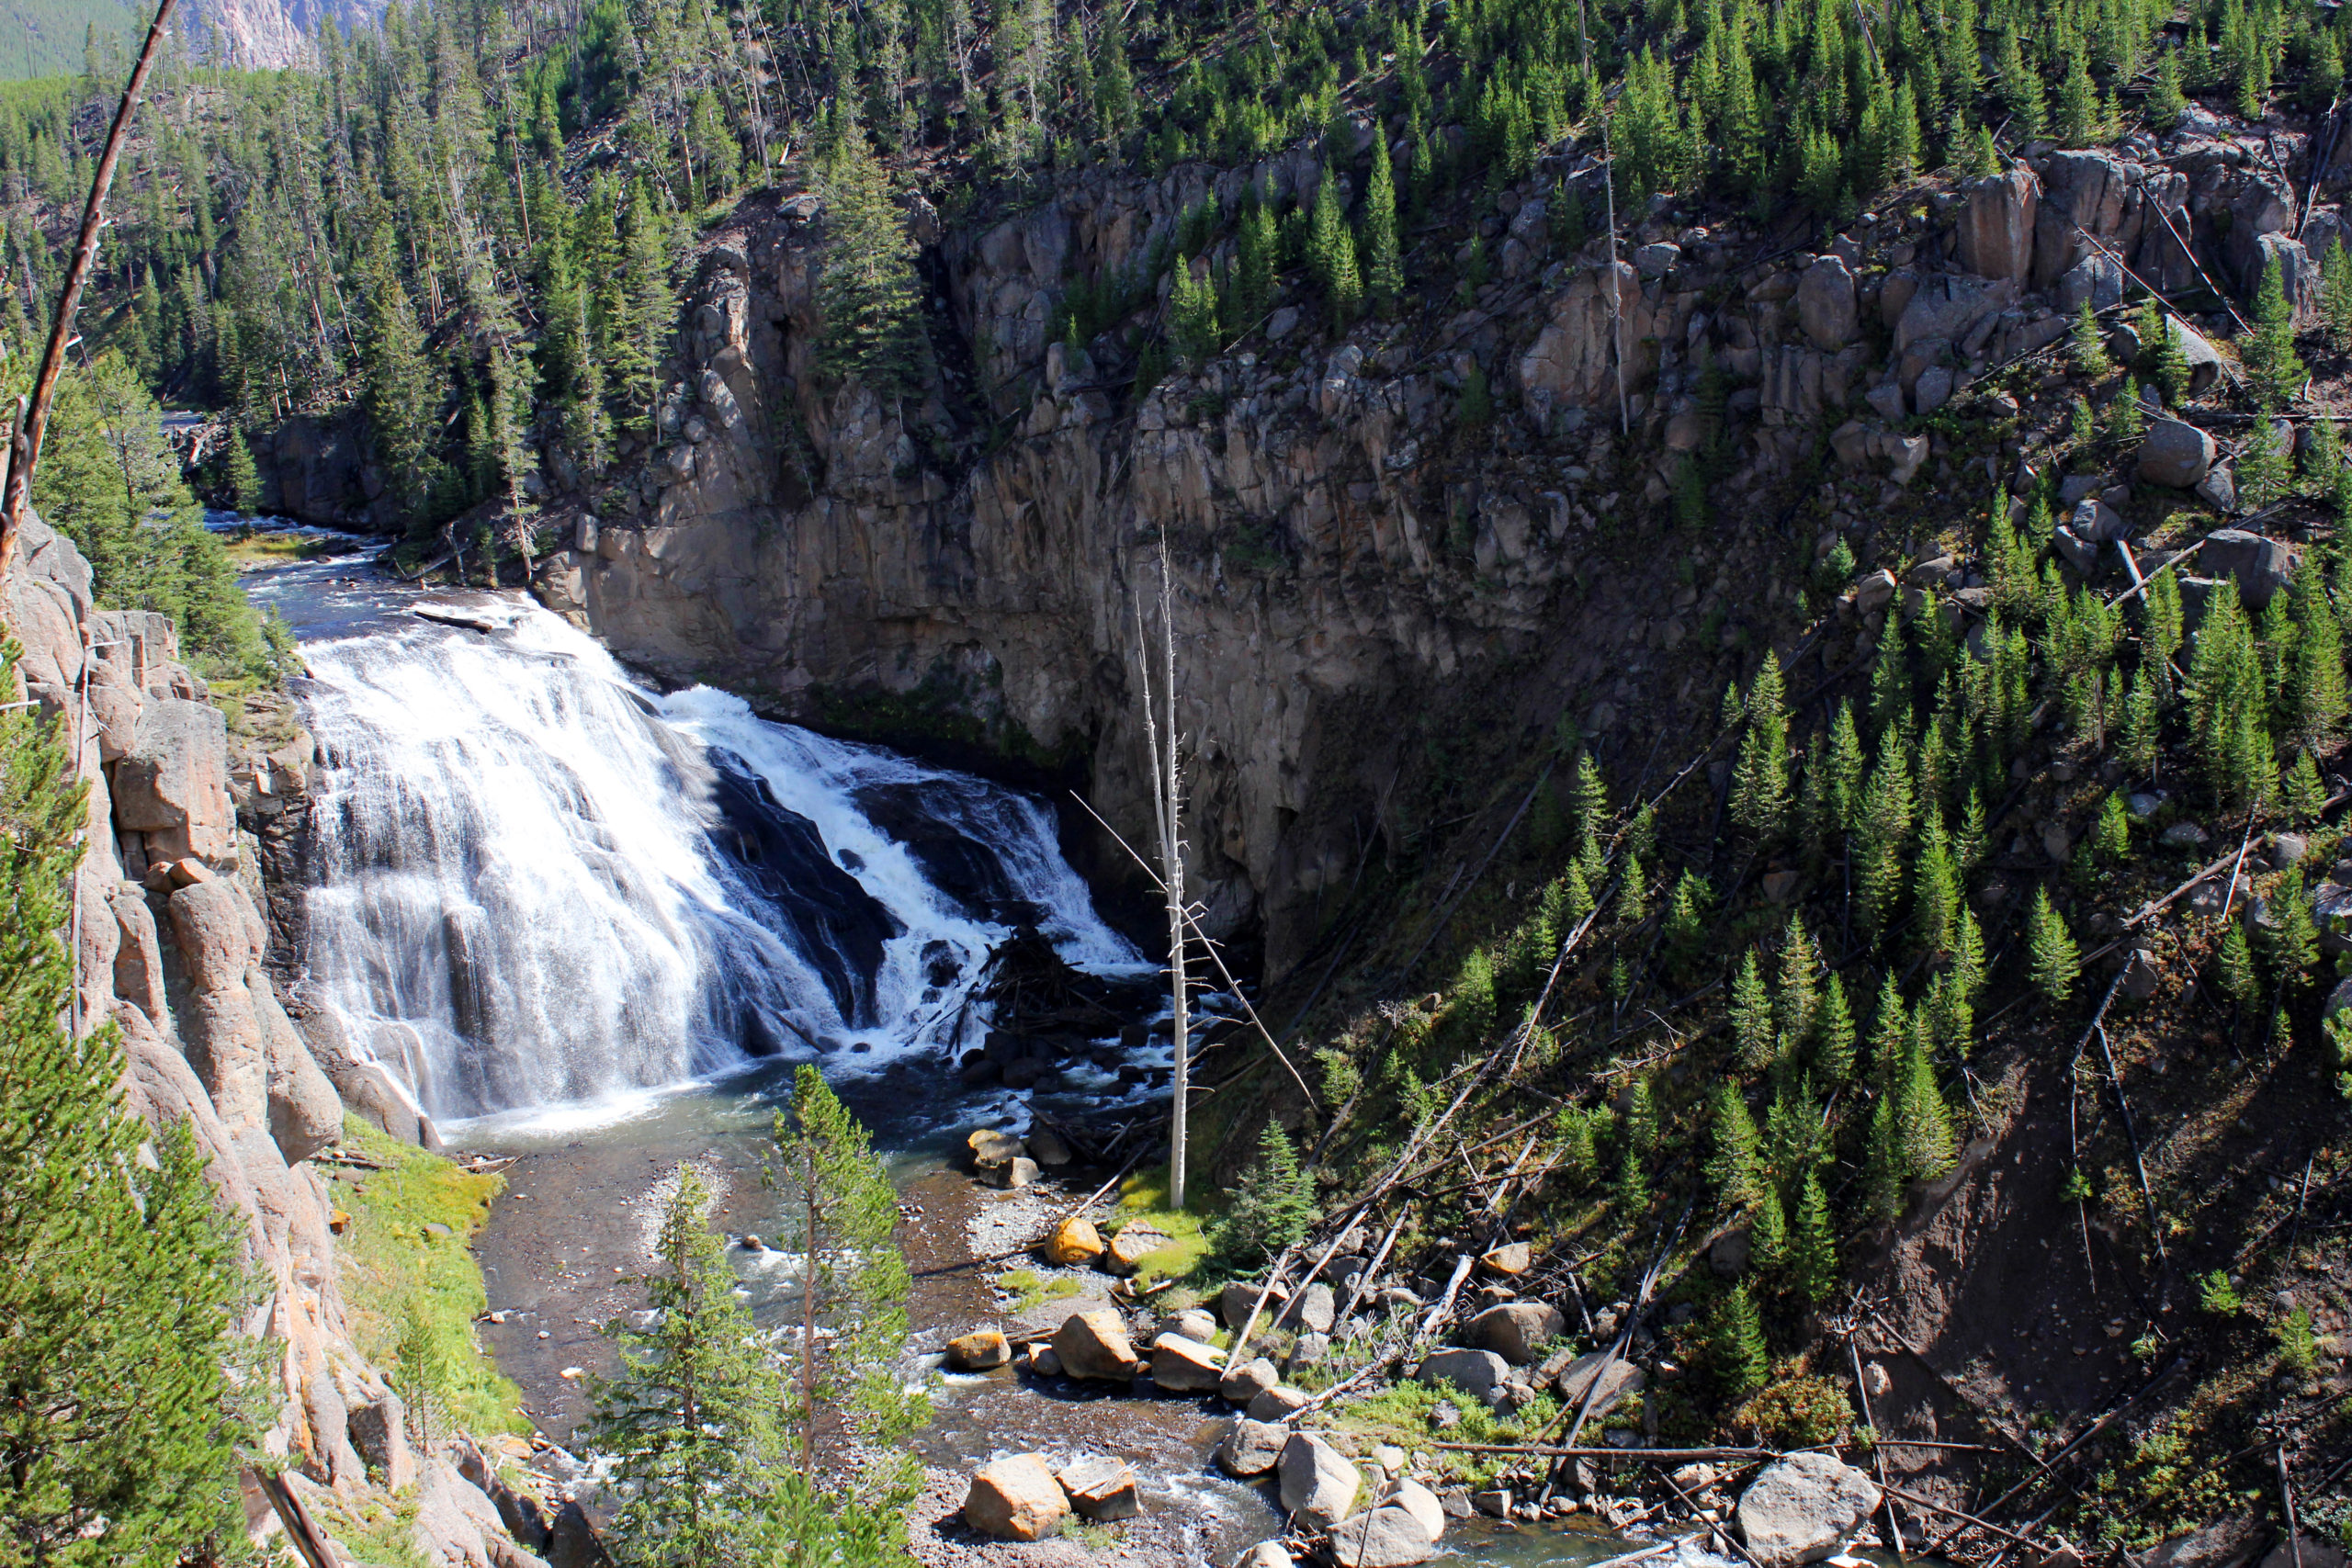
[287, 592, 1136, 1124]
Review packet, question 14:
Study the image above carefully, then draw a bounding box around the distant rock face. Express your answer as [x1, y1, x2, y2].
[177, 0, 390, 71]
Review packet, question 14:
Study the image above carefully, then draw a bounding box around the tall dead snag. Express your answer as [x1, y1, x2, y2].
[0, 0, 181, 581]
[1133, 541, 1191, 1210]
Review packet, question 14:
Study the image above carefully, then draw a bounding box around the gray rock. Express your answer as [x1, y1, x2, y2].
[1250, 1384, 1312, 1420]
[1237, 1544, 1297, 1568]
[1328, 1505, 1440, 1567]
[2196, 464, 2238, 515]
[2168, 318, 2227, 396]
[2201, 527, 2296, 610]
[1057, 1455, 1141, 1520]
[1150, 1332, 1227, 1393]
[1053, 1309, 1142, 1382]
[113, 699, 233, 863]
[1736, 1452, 1883, 1568]
[1294, 1281, 1338, 1335]
[1418, 1348, 1513, 1404]
[1267, 306, 1302, 342]
[1223, 1278, 1291, 1329]
[347, 1393, 418, 1490]
[1912, 365, 1955, 414]
[1278, 1431, 1362, 1528]
[1710, 1225, 1753, 1276]
[2052, 527, 2101, 574]
[1853, 570, 1899, 615]
[1866, 381, 1909, 421]
[1218, 1417, 1291, 1477]
[1289, 1331, 1332, 1369]
[1546, 1348, 1646, 1416]
[1467, 1301, 1566, 1365]
[1161, 1306, 1220, 1342]
[1633, 243, 1681, 278]
[1472, 1488, 1513, 1517]
[2161, 820, 2209, 847]
[2137, 419, 2215, 488]
[1220, 1355, 1282, 1405]
[2270, 832, 2310, 867]
[1796, 255, 1860, 350]
[2071, 497, 2128, 544]
[2120, 948, 2161, 1001]
[1958, 168, 2040, 282]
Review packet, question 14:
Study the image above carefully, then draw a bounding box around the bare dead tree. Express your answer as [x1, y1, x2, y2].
[0, 0, 182, 582]
[1132, 538, 1191, 1210]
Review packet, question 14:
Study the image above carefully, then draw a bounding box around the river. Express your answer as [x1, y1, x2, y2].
[227, 519, 1733, 1568]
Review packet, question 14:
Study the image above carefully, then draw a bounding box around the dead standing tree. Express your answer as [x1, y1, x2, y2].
[1133, 540, 1193, 1211]
[0, 0, 182, 581]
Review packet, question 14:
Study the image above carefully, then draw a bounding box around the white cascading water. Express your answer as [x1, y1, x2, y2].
[294, 596, 1134, 1122]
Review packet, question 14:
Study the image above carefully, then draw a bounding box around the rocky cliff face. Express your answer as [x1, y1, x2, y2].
[531, 105, 2343, 977]
[1, 518, 547, 1568]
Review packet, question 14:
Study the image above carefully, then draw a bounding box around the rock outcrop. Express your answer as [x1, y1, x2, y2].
[1, 515, 537, 1568]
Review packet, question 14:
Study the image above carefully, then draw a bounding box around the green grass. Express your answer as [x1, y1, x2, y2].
[220, 529, 337, 564]
[329, 1115, 527, 1438]
[1332, 1381, 1565, 1486]
[1107, 1167, 1219, 1288]
[305, 1490, 430, 1568]
[996, 1269, 1084, 1312]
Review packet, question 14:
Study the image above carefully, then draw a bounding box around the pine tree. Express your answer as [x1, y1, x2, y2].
[1308, 164, 1363, 330]
[1865, 972, 1909, 1088]
[1663, 869, 1712, 980]
[2028, 886, 2082, 1005]
[769, 1064, 926, 1483]
[1216, 1122, 1319, 1266]
[613, 180, 682, 434]
[2216, 920, 2258, 1009]
[1732, 948, 1776, 1072]
[2148, 44, 2188, 129]
[0, 653, 262, 1562]
[2246, 254, 2307, 410]
[1750, 1180, 1790, 1272]
[2120, 667, 2161, 774]
[1734, 651, 1792, 841]
[817, 127, 930, 399]
[2057, 46, 2099, 144]
[2289, 557, 2347, 739]
[2188, 578, 2274, 807]
[1853, 725, 1917, 938]
[1774, 914, 1819, 1049]
[2325, 238, 2352, 350]
[224, 427, 263, 513]
[2140, 300, 2192, 407]
[1616, 851, 1649, 922]
[2096, 790, 2132, 863]
[1571, 750, 1611, 855]
[1864, 1089, 1908, 1221]
[1362, 132, 1404, 312]
[2110, 375, 2147, 441]
[2288, 749, 2329, 817]
[1789, 1167, 1838, 1305]
[1894, 1025, 1956, 1180]
[1815, 973, 1857, 1087]
[1816, 700, 1867, 845]
[1170, 254, 1221, 367]
[1614, 1134, 1652, 1213]
[2265, 864, 2321, 983]
[1713, 1282, 1770, 1399]
[354, 231, 442, 516]
[1708, 1079, 1766, 1210]
[2070, 299, 2112, 376]
[1914, 807, 1962, 957]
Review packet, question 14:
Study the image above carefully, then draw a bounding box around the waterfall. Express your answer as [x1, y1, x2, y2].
[290, 595, 1134, 1123]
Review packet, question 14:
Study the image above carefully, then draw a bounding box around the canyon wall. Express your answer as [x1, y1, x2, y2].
[528, 107, 2344, 976]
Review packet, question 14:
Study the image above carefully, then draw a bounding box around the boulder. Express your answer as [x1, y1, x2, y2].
[2169, 317, 2227, 396]
[1102, 1224, 1170, 1275]
[1548, 1348, 1646, 1416]
[1161, 1306, 1220, 1342]
[1150, 1332, 1227, 1392]
[1388, 1481, 1447, 1541]
[2197, 464, 2239, 515]
[1278, 1431, 1362, 1528]
[1478, 1243, 1532, 1277]
[1853, 569, 1899, 616]
[1221, 1355, 1282, 1404]
[1250, 1384, 1312, 1420]
[1238, 1545, 1297, 1568]
[1043, 1214, 1103, 1267]
[963, 1454, 1069, 1541]
[1053, 1309, 1142, 1382]
[1328, 1506, 1441, 1567]
[946, 1330, 1012, 1371]
[1292, 1281, 1338, 1335]
[1959, 168, 2040, 282]
[1468, 1301, 1565, 1365]
[1223, 1279, 1291, 1328]
[2137, 419, 2213, 488]
[1057, 1455, 1141, 1521]
[1025, 1343, 1062, 1376]
[1417, 1348, 1513, 1404]
[1026, 1126, 1072, 1166]
[2070, 497, 2127, 544]
[1219, 1417, 1291, 1477]
[987, 1156, 1041, 1190]
[2201, 528, 2297, 611]
[1736, 1451, 1883, 1568]
[967, 1128, 1024, 1169]
[1796, 255, 1860, 350]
